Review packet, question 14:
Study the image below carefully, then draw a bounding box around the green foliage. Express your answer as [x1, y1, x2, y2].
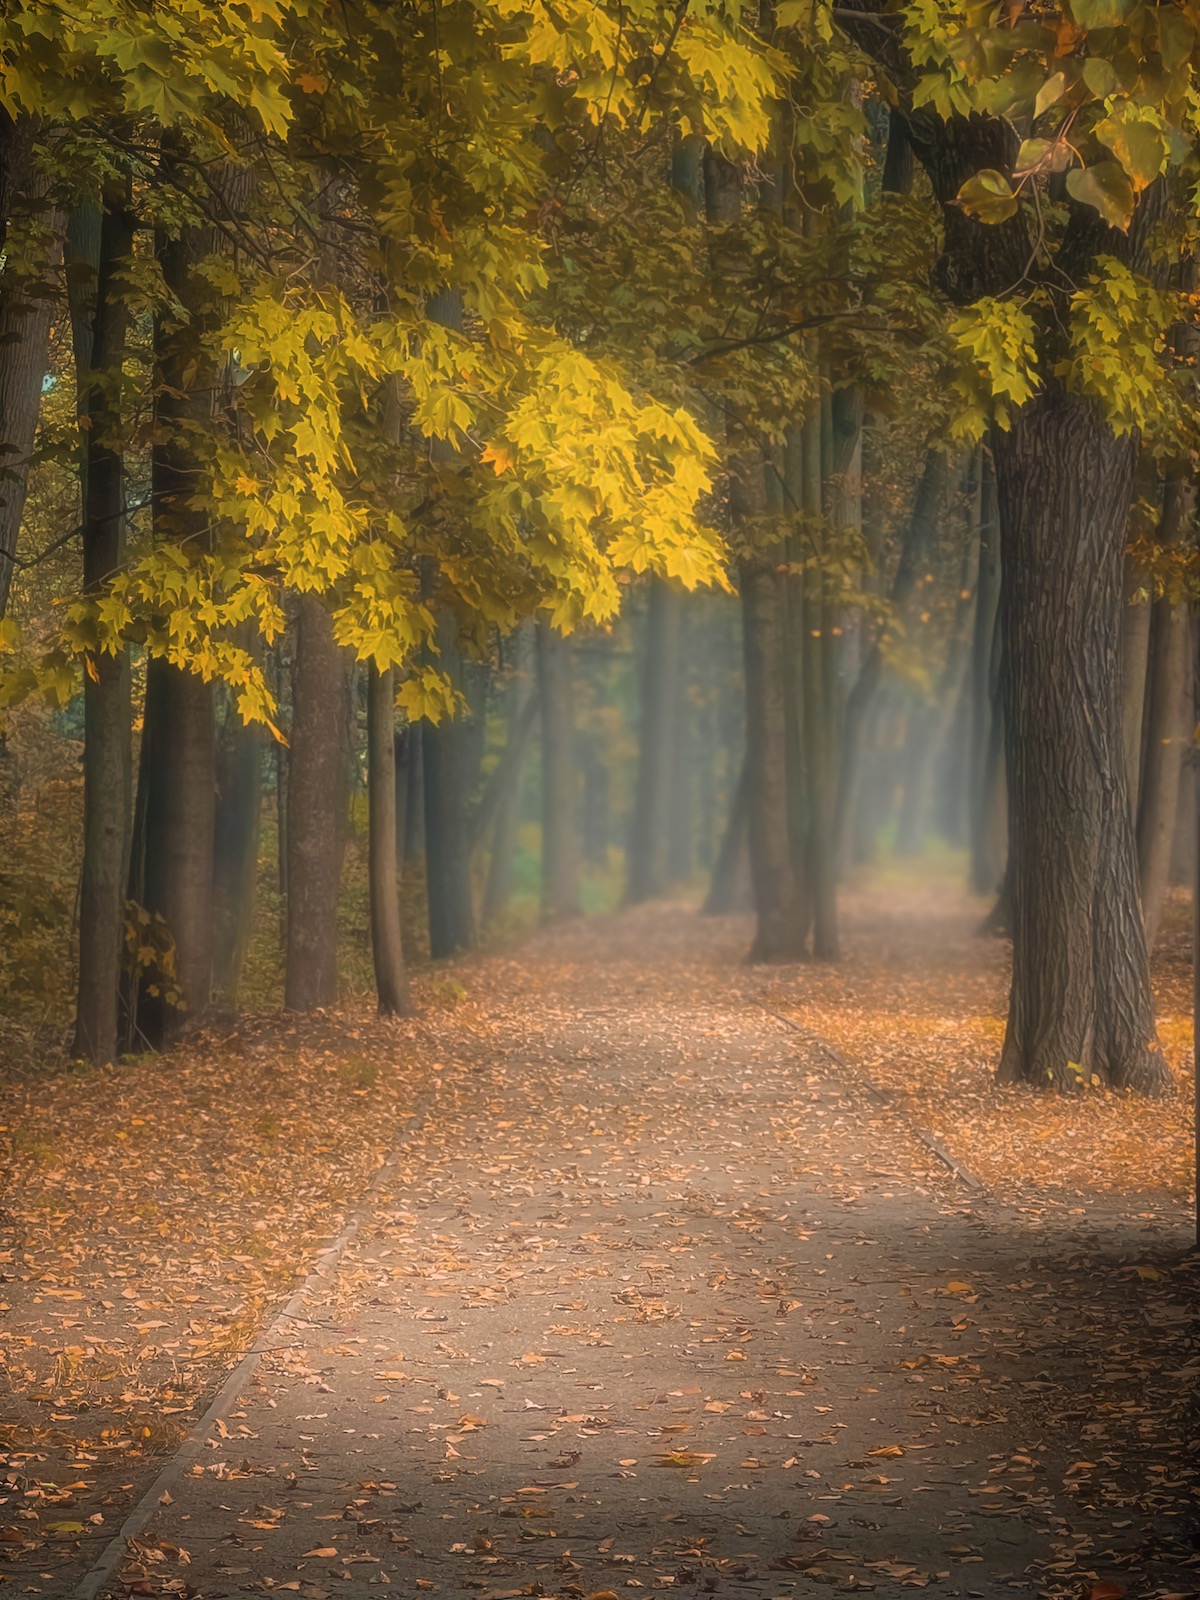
[4, 0, 795, 724]
[947, 299, 1040, 442]
[1063, 258, 1183, 441]
[840, 0, 1200, 448]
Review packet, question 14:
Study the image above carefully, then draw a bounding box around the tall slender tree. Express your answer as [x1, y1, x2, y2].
[72, 180, 134, 1063]
[536, 619, 582, 923]
[367, 661, 411, 1014]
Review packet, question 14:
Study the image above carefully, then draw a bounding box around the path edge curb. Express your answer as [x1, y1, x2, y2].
[73, 1087, 437, 1600]
[762, 1004, 988, 1194]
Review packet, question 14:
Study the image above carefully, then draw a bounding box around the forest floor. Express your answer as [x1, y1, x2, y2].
[0, 884, 1195, 1600]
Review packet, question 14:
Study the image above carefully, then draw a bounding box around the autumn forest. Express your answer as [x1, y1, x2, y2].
[0, 4, 1196, 1599]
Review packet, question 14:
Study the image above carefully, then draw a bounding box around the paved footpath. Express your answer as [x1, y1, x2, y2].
[115, 912, 1194, 1600]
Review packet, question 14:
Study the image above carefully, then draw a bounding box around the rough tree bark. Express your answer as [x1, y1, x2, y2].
[368, 662, 411, 1015]
[130, 148, 257, 1039]
[72, 187, 133, 1064]
[129, 658, 216, 1042]
[836, 60, 1173, 1091]
[285, 595, 349, 1009]
[993, 387, 1168, 1092]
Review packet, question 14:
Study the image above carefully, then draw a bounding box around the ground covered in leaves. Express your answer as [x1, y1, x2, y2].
[765, 880, 1195, 1206]
[0, 888, 1195, 1600]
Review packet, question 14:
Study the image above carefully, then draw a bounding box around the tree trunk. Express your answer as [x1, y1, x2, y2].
[795, 389, 842, 959]
[1136, 479, 1194, 951]
[742, 558, 805, 960]
[482, 641, 537, 926]
[935, 454, 982, 845]
[403, 721, 426, 863]
[423, 627, 478, 959]
[702, 756, 749, 915]
[72, 188, 133, 1064]
[211, 692, 261, 1011]
[368, 661, 411, 1015]
[666, 640, 694, 884]
[968, 449, 1002, 894]
[0, 115, 60, 618]
[993, 387, 1167, 1093]
[627, 578, 683, 902]
[285, 594, 349, 1009]
[1120, 551, 1152, 815]
[535, 618, 581, 923]
[130, 155, 254, 1038]
[131, 658, 216, 1041]
[835, 449, 945, 866]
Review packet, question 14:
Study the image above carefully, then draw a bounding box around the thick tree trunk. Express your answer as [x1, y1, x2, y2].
[993, 388, 1167, 1093]
[535, 619, 581, 923]
[72, 190, 133, 1064]
[132, 659, 216, 1039]
[1136, 480, 1194, 951]
[0, 115, 60, 618]
[211, 694, 261, 1011]
[130, 155, 255, 1037]
[627, 578, 683, 903]
[742, 559, 805, 960]
[368, 662, 411, 1015]
[285, 595, 349, 1009]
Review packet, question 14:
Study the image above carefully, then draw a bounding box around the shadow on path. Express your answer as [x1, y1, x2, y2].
[121, 908, 1195, 1600]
